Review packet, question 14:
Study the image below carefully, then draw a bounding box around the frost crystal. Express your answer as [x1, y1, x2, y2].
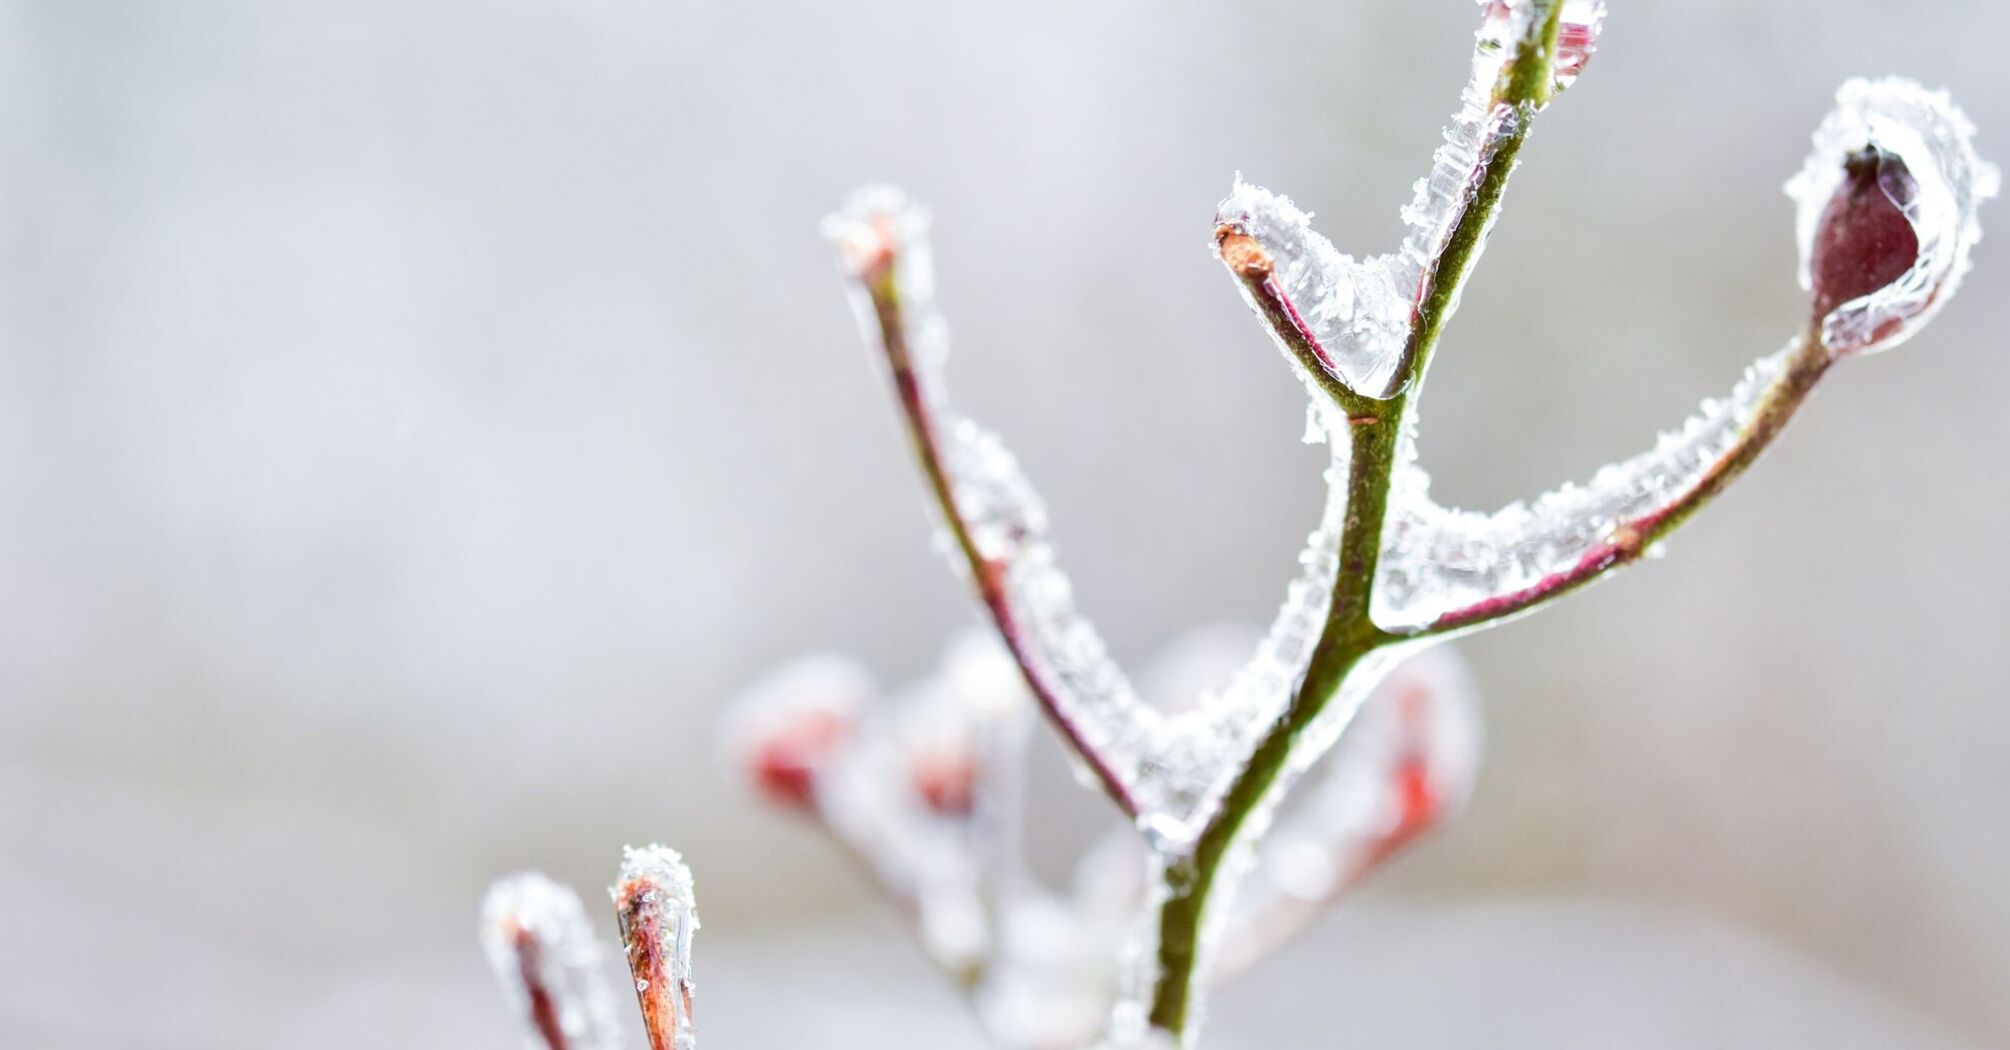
[1787, 78, 1999, 355]
[481, 873, 621, 1050]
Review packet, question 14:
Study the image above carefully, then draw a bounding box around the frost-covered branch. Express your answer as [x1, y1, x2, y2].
[482, 874, 622, 1050]
[1384, 78, 2000, 637]
[824, 192, 1153, 820]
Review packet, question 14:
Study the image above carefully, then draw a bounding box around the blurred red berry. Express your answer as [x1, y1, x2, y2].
[749, 707, 852, 812]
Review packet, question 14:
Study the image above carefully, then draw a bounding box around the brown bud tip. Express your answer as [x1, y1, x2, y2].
[1809, 146, 1921, 328]
[1215, 226, 1274, 279]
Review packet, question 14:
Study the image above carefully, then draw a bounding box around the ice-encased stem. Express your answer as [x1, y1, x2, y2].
[1410, 328, 1832, 636]
[835, 221, 1145, 818]
[1143, 4, 1574, 1039]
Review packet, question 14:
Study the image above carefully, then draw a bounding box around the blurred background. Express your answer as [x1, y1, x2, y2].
[2, 1, 2006, 1047]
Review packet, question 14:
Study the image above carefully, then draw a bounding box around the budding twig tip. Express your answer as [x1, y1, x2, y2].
[1215, 226, 1273, 279]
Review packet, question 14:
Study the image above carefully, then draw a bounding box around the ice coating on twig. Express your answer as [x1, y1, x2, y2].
[1217, 2, 1604, 401]
[613, 846, 700, 1050]
[1213, 647, 1481, 977]
[1374, 346, 1792, 630]
[826, 185, 1253, 828]
[1215, 179, 1414, 398]
[1787, 78, 1999, 355]
[481, 873, 621, 1050]
[1394, 1, 1602, 323]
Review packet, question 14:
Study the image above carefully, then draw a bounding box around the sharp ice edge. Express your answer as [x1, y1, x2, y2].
[1373, 345, 1793, 631]
[481, 873, 622, 1050]
[1786, 77, 1999, 355]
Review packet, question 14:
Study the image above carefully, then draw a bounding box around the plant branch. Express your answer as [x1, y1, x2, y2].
[852, 251, 1143, 819]
[1414, 327, 1834, 637]
[1143, 8, 1570, 1039]
[1390, 0, 1564, 395]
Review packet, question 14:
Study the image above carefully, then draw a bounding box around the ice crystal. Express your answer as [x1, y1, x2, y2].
[481, 873, 621, 1050]
[1787, 78, 1999, 355]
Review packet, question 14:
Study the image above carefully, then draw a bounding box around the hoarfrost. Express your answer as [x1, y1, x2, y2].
[1787, 77, 1999, 355]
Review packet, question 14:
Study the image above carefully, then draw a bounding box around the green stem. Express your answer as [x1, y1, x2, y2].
[1145, 400, 1402, 1035]
[1144, 7, 1567, 1040]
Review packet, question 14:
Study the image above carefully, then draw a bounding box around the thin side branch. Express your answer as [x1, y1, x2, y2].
[848, 236, 1143, 818]
[1415, 328, 1833, 637]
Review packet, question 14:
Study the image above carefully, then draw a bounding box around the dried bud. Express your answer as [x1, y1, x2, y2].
[612, 845, 700, 1050]
[724, 655, 871, 813]
[480, 873, 620, 1050]
[1788, 78, 1997, 356]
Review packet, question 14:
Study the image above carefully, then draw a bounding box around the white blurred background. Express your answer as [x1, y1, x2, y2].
[2, 1, 2006, 1047]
